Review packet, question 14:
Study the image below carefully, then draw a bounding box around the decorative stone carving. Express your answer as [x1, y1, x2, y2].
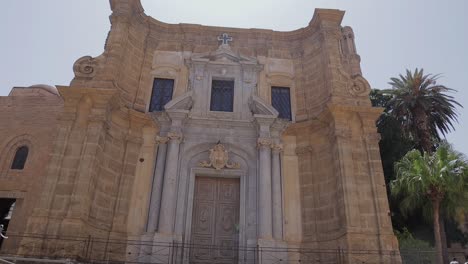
[347, 74, 371, 97]
[218, 33, 233, 45]
[257, 138, 272, 148]
[271, 143, 284, 153]
[190, 41, 257, 65]
[73, 56, 98, 78]
[199, 143, 240, 170]
[167, 132, 182, 142]
[155, 136, 169, 145]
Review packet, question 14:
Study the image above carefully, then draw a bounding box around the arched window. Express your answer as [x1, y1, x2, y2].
[10, 146, 29, 170]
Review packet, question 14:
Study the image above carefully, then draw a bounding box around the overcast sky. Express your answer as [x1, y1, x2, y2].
[1, 0, 467, 153]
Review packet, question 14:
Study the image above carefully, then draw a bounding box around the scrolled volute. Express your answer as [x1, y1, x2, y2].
[73, 56, 98, 78]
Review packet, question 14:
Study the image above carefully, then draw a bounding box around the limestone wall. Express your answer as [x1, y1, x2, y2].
[0, 0, 400, 262]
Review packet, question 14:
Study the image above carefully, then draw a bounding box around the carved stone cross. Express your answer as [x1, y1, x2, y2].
[218, 33, 233, 45]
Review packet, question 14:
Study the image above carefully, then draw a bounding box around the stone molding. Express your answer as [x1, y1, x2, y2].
[164, 91, 193, 111]
[249, 95, 279, 117]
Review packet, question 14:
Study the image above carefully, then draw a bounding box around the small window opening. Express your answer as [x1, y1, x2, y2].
[149, 78, 175, 112]
[11, 146, 29, 170]
[271, 86, 292, 121]
[210, 79, 234, 112]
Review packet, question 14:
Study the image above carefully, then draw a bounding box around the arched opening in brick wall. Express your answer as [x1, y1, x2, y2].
[0, 134, 33, 178]
[10, 146, 29, 170]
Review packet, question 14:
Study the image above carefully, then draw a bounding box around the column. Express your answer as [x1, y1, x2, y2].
[271, 143, 283, 240]
[258, 138, 273, 239]
[127, 126, 159, 235]
[146, 136, 169, 232]
[157, 131, 182, 234]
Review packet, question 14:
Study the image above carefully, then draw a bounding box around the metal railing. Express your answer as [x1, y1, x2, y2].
[0, 234, 466, 263]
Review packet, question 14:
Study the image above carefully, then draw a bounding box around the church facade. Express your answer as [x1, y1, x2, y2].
[0, 1, 400, 263]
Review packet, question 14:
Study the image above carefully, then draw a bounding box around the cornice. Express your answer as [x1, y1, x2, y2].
[110, 1, 346, 43]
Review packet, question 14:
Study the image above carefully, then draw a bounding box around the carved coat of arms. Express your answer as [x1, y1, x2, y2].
[199, 143, 240, 170]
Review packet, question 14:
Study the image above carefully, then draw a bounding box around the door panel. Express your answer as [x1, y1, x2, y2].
[190, 177, 240, 264]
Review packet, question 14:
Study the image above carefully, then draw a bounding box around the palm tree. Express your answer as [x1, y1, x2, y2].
[383, 68, 461, 153]
[391, 143, 468, 263]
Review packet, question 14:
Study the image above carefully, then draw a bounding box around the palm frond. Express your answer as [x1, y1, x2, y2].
[383, 69, 462, 150]
[391, 143, 468, 221]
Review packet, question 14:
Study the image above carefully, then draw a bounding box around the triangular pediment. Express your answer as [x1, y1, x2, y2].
[191, 44, 257, 65]
[165, 90, 193, 111]
[249, 95, 278, 117]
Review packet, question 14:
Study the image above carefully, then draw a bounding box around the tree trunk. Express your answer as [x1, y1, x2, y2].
[433, 199, 443, 264]
[440, 215, 449, 264]
[413, 107, 433, 153]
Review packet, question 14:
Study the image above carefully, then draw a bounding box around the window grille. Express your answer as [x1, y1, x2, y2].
[271, 86, 292, 120]
[149, 78, 174, 112]
[210, 80, 234, 112]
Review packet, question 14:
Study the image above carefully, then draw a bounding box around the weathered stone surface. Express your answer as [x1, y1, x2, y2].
[0, 1, 400, 263]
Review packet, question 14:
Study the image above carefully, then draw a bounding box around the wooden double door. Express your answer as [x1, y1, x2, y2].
[190, 177, 240, 264]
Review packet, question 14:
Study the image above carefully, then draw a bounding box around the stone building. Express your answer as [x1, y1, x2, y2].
[0, 1, 400, 263]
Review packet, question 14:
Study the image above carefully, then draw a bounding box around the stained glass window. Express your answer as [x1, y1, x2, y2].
[210, 80, 234, 112]
[11, 146, 29, 170]
[271, 86, 292, 120]
[149, 78, 174, 112]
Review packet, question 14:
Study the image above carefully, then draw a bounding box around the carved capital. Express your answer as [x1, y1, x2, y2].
[271, 143, 284, 153]
[257, 138, 273, 149]
[167, 132, 183, 142]
[155, 136, 169, 145]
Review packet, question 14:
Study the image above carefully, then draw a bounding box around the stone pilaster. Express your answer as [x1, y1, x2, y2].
[360, 110, 399, 254]
[271, 143, 284, 240]
[257, 137, 273, 239]
[332, 119, 360, 231]
[146, 136, 169, 232]
[254, 115, 276, 241]
[157, 131, 183, 234]
[127, 126, 158, 235]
